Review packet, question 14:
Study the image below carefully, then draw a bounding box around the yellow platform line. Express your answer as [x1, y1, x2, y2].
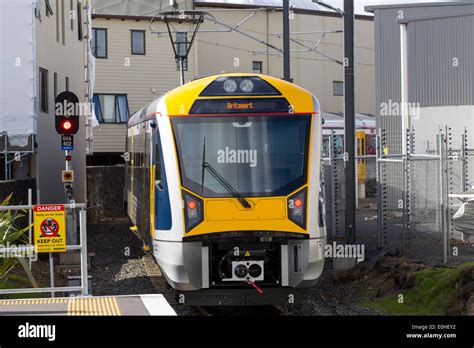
[0, 298, 69, 306]
[0, 297, 121, 316]
[67, 297, 121, 316]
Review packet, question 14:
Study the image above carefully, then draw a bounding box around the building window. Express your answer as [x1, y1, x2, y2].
[91, 28, 107, 58]
[77, 2, 83, 41]
[39, 68, 49, 113]
[54, 72, 58, 97]
[252, 61, 263, 74]
[56, 0, 60, 42]
[93, 94, 129, 123]
[35, 2, 42, 19]
[333, 81, 343, 96]
[45, 0, 54, 16]
[70, 0, 74, 31]
[131, 30, 146, 55]
[65, 77, 70, 91]
[61, 0, 66, 45]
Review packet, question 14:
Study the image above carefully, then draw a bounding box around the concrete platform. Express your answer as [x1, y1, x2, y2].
[0, 294, 176, 316]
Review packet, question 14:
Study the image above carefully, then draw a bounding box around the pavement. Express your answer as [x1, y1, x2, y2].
[0, 294, 176, 316]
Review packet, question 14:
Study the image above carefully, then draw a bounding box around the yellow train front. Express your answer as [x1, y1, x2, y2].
[125, 73, 326, 305]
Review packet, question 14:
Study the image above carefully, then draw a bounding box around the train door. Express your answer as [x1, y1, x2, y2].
[356, 131, 366, 183]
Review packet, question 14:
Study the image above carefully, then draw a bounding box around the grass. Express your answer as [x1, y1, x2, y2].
[0, 268, 50, 299]
[357, 262, 474, 315]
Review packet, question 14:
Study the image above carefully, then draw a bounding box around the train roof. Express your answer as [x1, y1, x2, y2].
[162, 73, 317, 116]
[322, 112, 376, 129]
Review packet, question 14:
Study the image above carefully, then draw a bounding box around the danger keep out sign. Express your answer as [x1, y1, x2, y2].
[33, 204, 66, 253]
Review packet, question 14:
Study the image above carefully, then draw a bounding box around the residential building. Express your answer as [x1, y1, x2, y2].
[0, 0, 91, 204]
[91, 0, 375, 164]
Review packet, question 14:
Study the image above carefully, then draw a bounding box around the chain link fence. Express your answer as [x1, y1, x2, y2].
[322, 127, 473, 265]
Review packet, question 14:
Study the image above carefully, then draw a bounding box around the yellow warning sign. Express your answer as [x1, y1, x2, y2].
[33, 204, 66, 253]
[245, 251, 251, 257]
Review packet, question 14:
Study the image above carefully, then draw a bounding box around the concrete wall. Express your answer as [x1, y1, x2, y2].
[33, 0, 88, 204]
[0, 179, 36, 206]
[86, 165, 125, 222]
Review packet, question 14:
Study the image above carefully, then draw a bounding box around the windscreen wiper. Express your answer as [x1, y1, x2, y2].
[201, 138, 252, 209]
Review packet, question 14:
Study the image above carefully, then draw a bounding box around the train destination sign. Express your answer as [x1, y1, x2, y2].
[189, 98, 290, 114]
[33, 204, 66, 253]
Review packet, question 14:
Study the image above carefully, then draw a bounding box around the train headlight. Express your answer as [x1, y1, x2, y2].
[223, 79, 238, 93]
[239, 79, 254, 93]
[182, 190, 204, 232]
[234, 264, 248, 279]
[288, 188, 307, 229]
[248, 264, 262, 278]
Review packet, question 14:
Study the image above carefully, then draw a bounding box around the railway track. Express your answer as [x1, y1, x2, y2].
[142, 254, 287, 316]
[142, 254, 175, 304]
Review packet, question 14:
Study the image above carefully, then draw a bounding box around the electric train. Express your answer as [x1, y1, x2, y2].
[322, 112, 376, 196]
[125, 73, 326, 305]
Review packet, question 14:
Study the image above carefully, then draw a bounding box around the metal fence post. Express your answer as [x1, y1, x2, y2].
[80, 208, 89, 296]
[329, 132, 338, 238]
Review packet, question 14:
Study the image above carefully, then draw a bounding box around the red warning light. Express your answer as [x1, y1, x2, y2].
[294, 198, 303, 208]
[188, 201, 197, 210]
[62, 120, 72, 131]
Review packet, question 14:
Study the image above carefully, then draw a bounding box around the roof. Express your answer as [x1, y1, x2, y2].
[322, 112, 376, 129]
[91, 0, 373, 17]
[365, 0, 468, 13]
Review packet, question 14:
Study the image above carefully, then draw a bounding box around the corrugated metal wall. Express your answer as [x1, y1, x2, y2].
[374, 3, 474, 152]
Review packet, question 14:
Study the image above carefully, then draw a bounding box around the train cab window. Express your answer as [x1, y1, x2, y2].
[171, 115, 311, 197]
[366, 134, 376, 155]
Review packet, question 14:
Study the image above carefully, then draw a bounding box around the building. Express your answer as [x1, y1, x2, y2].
[90, 0, 375, 164]
[366, 1, 474, 153]
[0, 0, 91, 204]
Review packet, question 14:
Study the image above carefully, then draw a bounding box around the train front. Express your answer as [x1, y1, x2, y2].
[159, 74, 326, 305]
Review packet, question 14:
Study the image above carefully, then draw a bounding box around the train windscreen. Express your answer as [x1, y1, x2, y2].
[171, 115, 311, 197]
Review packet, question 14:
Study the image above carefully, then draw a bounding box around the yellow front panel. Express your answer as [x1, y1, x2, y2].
[205, 197, 286, 221]
[186, 196, 307, 237]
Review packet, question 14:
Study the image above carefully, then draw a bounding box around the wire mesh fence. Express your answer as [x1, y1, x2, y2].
[322, 126, 473, 265]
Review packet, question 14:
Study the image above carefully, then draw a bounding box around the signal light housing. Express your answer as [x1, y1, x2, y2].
[56, 116, 79, 135]
[288, 188, 307, 229]
[55, 91, 80, 135]
[182, 190, 204, 232]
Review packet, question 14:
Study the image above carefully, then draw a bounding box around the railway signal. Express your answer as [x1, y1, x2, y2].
[55, 91, 80, 135]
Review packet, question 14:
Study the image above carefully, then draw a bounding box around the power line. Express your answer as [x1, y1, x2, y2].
[196, 39, 373, 66]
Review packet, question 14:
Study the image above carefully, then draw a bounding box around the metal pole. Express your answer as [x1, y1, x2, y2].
[179, 58, 185, 86]
[400, 23, 409, 155]
[344, 0, 356, 244]
[283, 0, 290, 81]
[376, 132, 383, 248]
[329, 133, 337, 238]
[49, 253, 55, 298]
[28, 189, 33, 270]
[80, 209, 89, 295]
